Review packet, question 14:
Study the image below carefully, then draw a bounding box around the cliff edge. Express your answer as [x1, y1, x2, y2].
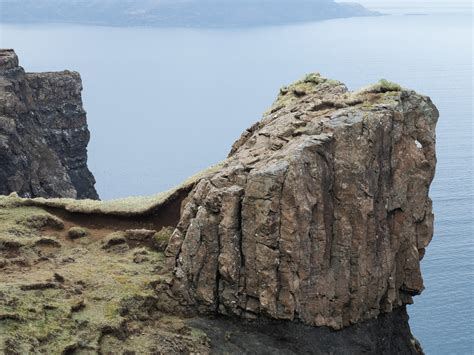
[166, 74, 438, 330]
[0, 49, 98, 199]
[0, 70, 438, 354]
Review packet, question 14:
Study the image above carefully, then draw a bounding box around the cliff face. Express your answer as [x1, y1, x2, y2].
[166, 75, 438, 331]
[0, 70, 437, 354]
[0, 49, 98, 199]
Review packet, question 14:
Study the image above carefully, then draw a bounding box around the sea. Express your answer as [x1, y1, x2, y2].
[0, 1, 472, 353]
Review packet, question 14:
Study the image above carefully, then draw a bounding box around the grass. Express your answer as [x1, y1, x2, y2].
[0, 218, 189, 353]
[302, 73, 326, 85]
[0, 192, 209, 353]
[6, 161, 225, 217]
[0, 206, 63, 237]
[153, 226, 174, 251]
[270, 72, 344, 112]
[0, 205, 66, 261]
[357, 79, 402, 94]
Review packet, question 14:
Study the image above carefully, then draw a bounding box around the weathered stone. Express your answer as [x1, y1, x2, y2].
[0, 49, 98, 199]
[102, 232, 127, 249]
[124, 229, 156, 242]
[166, 74, 438, 331]
[153, 226, 174, 251]
[67, 227, 89, 239]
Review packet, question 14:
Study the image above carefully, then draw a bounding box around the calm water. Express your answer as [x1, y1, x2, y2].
[0, 5, 472, 354]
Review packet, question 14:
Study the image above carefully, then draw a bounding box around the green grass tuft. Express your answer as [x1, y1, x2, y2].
[378, 79, 402, 92]
[358, 79, 402, 94]
[302, 72, 324, 85]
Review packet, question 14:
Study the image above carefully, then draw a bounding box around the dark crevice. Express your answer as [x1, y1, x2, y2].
[316, 141, 335, 270]
[275, 165, 289, 316]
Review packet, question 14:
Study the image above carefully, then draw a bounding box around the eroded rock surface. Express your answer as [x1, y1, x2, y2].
[0, 191, 423, 355]
[0, 49, 98, 199]
[166, 74, 438, 331]
[0, 70, 437, 354]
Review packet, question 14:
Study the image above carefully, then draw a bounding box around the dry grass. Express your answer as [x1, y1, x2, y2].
[355, 79, 402, 94]
[0, 162, 225, 217]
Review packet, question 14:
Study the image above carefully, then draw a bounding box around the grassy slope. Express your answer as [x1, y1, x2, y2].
[0, 199, 208, 354]
[16, 162, 224, 217]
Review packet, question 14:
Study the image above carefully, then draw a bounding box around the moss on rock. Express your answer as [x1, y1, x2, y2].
[153, 226, 174, 251]
[358, 78, 402, 94]
[67, 226, 89, 239]
[270, 72, 344, 113]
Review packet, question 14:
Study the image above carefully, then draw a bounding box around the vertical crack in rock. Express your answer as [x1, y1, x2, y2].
[166, 73, 438, 333]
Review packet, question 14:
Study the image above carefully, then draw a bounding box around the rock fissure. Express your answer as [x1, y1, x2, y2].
[167, 73, 438, 334]
[275, 165, 289, 318]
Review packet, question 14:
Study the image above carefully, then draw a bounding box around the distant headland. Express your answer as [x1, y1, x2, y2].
[0, 0, 380, 28]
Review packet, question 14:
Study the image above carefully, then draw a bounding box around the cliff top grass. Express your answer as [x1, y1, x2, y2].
[1, 75, 404, 219]
[1, 162, 225, 217]
[0, 204, 66, 258]
[269, 74, 403, 115]
[355, 78, 402, 94]
[272, 72, 344, 110]
[0, 74, 404, 221]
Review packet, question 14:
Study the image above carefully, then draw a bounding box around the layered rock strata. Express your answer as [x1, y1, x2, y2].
[166, 75, 438, 331]
[0, 49, 98, 199]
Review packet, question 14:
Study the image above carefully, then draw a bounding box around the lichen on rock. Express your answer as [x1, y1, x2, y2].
[166, 73, 438, 331]
[0, 68, 437, 354]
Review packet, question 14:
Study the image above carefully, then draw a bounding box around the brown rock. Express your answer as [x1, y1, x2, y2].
[125, 229, 156, 242]
[102, 232, 127, 249]
[166, 74, 438, 330]
[67, 227, 89, 239]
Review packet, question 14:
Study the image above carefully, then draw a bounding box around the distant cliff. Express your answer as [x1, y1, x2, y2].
[0, 0, 379, 27]
[0, 49, 98, 199]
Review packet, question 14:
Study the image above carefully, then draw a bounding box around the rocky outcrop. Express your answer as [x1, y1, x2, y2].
[166, 75, 438, 333]
[0, 49, 98, 199]
[0, 68, 438, 353]
[0, 191, 420, 354]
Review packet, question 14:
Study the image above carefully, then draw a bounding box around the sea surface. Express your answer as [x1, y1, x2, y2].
[0, 3, 472, 354]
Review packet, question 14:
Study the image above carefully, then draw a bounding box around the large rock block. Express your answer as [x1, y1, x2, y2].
[166, 74, 438, 330]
